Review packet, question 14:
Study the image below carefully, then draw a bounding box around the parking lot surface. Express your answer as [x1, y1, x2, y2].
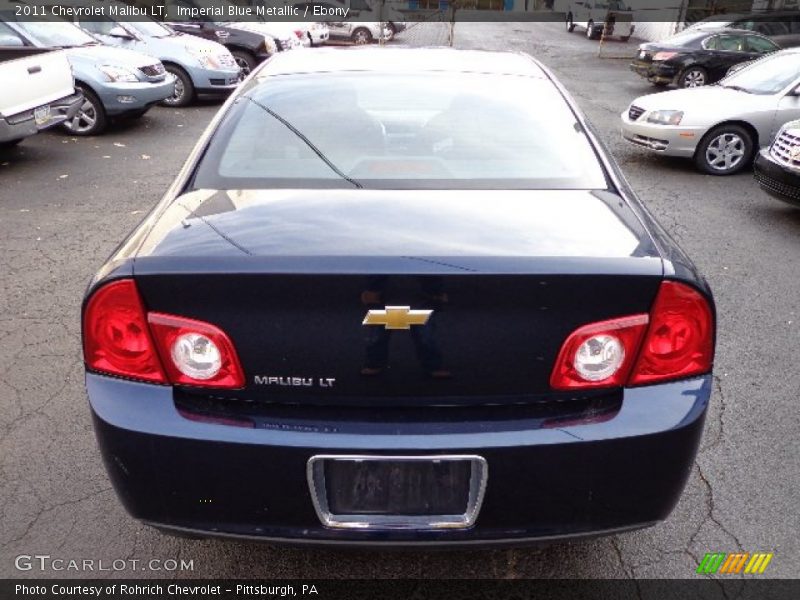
[1, 22, 798, 579]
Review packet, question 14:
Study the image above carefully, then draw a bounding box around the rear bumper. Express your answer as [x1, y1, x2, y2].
[629, 60, 678, 84]
[0, 92, 83, 143]
[754, 148, 800, 207]
[87, 372, 710, 546]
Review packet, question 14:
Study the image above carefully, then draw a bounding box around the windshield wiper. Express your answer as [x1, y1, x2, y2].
[245, 97, 363, 189]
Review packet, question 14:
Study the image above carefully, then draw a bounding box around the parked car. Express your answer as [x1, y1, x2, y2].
[241, 1, 330, 46]
[631, 27, 779, 88]
[686, 11, 800, 48]
[0, 18, 174, 135]
[166, 0, 303, 55]
[0, 46, 81, 147]
[292, 2, 391, 43]
[49, 0, 241, 107]
[337, 0, 407, 37]
[563, 0, 634, 41]
[754, 119, 800, 207]
[622, 49, 800, 175]
[83, 48, 715, 545]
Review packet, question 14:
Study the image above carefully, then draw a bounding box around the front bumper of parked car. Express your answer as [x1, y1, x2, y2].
[629, 59, 679, 85]
[99, 75, 176, 116]
[621, 111, 706, 157]
[754, 148, 800, 207]
[87, 371, 710, 546]
[188, 66, 242, 95]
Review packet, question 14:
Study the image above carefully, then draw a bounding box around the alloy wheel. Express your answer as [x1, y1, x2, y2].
[705, 133, 745, 172]
[234, 56, 251, 76]
[682, 69, 706, 87]
[164, 77, 185, 106]
[65, 97, 97, 134]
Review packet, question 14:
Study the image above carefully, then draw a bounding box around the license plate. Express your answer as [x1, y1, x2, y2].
[307, 454, 487, 529]
[34, 104, 51, 126]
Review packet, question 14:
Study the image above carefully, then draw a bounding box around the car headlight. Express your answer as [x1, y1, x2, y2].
[264, 36, 277, 54]
[187, 48, 221, 70]
[646, 110, 684, 126]
[99, 65, 139, 83]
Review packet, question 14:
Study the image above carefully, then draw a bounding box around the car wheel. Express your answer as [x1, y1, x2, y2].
[566, 13, 575, 32]
[231, 50, 256, 77]
[351, 27, 372, 45]
[62, 84, 107, 136]
[387, 22, 397, 37]
[161, 65, 194, 107]
[694, 124, 754, 175]
[0, 138, 23, 149]
[678, 66, 708, 88]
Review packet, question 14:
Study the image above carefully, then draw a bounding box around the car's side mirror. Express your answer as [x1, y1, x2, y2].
[108, 26, 134, 40]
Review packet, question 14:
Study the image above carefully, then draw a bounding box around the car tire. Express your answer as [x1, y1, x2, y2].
[351, 27, 372, 45]
[161, 65, 195, 107]
[62, 84, 107, 136]
[678, 65, 708, 88]
[231, 50, 256, 77]
[566, 13, 575, 32]
[694, 124, 754, 176]
[0, 138, 23, 149]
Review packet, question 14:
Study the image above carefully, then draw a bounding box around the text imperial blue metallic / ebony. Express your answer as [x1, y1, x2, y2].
[82, 48, 715, 546]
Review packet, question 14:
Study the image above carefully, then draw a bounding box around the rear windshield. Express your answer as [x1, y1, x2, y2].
[191, 72, 609, 190]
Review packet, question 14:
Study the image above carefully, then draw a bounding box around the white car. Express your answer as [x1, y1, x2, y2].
[0, 49, 81, 146]
[621, 49, 800, 175]
[292, 1, 391, 44]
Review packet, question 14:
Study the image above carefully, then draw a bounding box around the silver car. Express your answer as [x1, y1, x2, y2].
[621, 49, 800, 175]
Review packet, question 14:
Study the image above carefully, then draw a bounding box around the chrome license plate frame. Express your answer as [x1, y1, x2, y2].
[307, 454, 488, 531]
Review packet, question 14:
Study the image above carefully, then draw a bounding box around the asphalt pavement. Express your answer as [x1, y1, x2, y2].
[0, 22, 798, 579]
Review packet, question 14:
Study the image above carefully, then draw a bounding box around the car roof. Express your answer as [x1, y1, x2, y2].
[254, 48, 548, 79]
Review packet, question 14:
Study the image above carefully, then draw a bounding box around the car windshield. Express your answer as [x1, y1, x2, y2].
[9, 18, 96, 46]
[126, 18, 174, 38]
[720, 52, 800, 94]
[192, 73, 608, 190]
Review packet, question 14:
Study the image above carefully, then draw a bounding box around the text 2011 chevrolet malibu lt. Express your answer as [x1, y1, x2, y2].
[82, 48, 715, 545]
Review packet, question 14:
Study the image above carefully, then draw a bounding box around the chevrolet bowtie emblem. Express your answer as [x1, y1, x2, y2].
[362, 306, 433, 330]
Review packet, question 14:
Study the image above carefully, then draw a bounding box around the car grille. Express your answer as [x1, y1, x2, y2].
[140, 63, 165, 77]
[628, 105, 645, 121]
[769, 129, 800, 170]
[218, 54, 236, 69]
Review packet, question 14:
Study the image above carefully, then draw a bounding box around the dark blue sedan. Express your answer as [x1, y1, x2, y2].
[82, 48, 715, 546]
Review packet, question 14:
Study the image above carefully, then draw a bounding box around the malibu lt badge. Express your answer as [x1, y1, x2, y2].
[254, 375, 335, 388]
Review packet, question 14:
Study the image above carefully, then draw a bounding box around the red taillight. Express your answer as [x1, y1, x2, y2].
[629, 281, 714, 385]
[550, 281, 714, 390]
[83, 279, 244, 389]
[550, 314, 649, 390]
[83, 279, 166, 384]
[653, 51, 678, 61]
[148, 313, 244, 389]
